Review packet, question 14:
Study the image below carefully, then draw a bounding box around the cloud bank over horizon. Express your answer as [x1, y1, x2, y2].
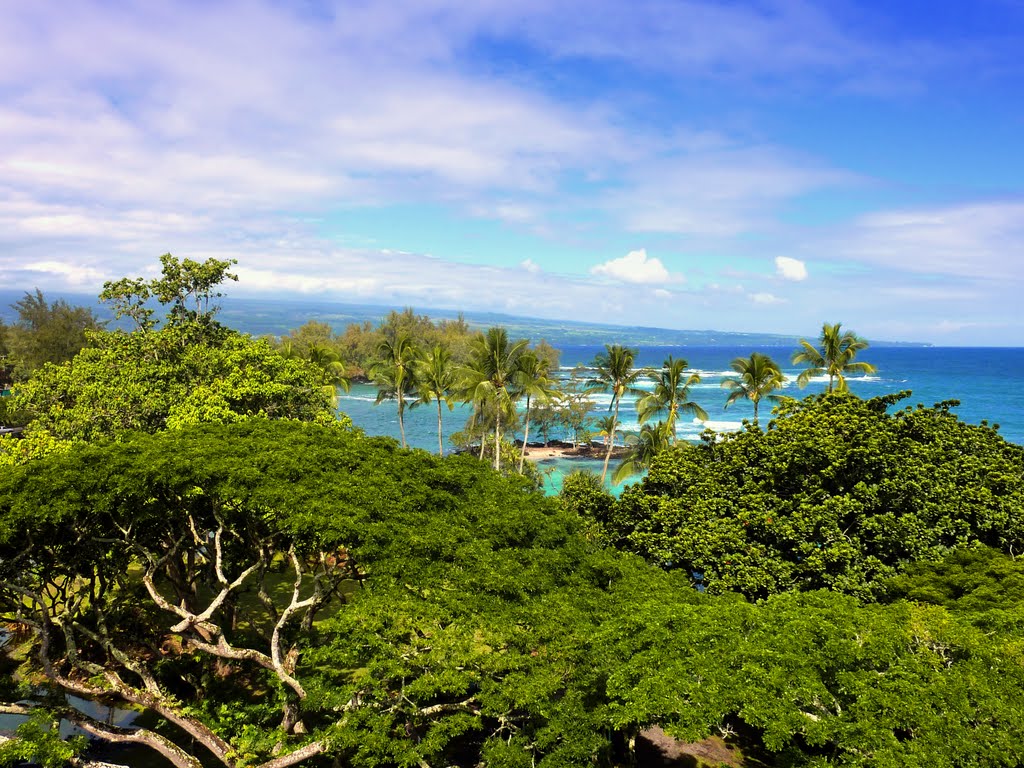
[1, 1, 1023, 344]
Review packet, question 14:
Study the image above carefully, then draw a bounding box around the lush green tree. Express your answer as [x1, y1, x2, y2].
[0, 420, 605, 768]
[636, 355, 707, 443]
[459, 327, 529, 471]
[100, 253, 237, 332]
[6, 323, 334, 451]
[594, 392, 1024, 599]
[593, 585, 1024, 767]
[793, 322, 877, 392]
[586, 345, 646, 483]
[370, 332, 418, 448]
[3, 289, 103, 379]
[412, 343, 457, 455]
[721, 351, 786, 424]
[1, 259, 338, 465]
[515, 349, 561, 473]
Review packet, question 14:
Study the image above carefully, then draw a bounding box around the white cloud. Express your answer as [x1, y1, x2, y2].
[832, 201, 1024, 281]
[654, 288, 672, 299]
[520, 258, 542, 273]
[591, 249, 676, 284]
[750, 291, 785, 305]
[775, 256, 808, 281]
[608, 148, 850, 236]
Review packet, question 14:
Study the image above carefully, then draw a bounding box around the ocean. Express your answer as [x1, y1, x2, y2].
[337, 345, 1024, 495]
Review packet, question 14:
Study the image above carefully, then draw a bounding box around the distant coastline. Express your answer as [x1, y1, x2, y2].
[0, 289, 934, 348]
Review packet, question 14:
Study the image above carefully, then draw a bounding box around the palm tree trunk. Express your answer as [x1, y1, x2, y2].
[494, 406, 501, 471]
[600, 401, 620, 483]
[753, 399, 759, 424]
[436, 398, 443, 456]
[518, 395, 532, 474]
[397, 391, 407, 448]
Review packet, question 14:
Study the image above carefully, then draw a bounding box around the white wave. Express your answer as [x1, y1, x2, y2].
[700, 419, 744, 431]
[339, 395, 380, 403]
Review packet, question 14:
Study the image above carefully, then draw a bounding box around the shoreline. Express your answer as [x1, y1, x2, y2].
[519, 441, 630, 461]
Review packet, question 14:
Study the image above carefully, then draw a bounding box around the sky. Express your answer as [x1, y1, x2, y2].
[1, 1, 1023, 345]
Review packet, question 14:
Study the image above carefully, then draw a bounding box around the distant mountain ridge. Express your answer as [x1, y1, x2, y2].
[0, 289, 930, 347]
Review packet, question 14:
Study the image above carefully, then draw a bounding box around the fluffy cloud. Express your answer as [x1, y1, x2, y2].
[520, 258, 542, 273]
[750, 291, 785, 305]
[775, 256, 808, 281]
[590, 249, 676, 284]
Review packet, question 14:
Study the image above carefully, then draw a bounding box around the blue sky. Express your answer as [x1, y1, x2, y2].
[1, 1, 1023, 344]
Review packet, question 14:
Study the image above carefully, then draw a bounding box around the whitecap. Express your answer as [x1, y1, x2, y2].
[700, 419, 744, 431]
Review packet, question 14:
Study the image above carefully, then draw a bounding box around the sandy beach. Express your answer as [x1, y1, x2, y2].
[519, 441, 630, 461]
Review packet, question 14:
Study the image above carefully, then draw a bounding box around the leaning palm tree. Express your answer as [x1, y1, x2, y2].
[459, 327, 529, 471]
[721, 352, 785, 424]
[636, 355, 708, 443]
[792, 322, 877, 393]
[514, 350, 561, 474]
[371, 333, 418, 448]
[412, 344, 457, 455]
[586, 344, 646, 484]
[612, 421, 673, 484]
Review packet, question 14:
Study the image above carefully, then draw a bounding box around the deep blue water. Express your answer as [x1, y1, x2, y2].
[338, 345, 1024, 493]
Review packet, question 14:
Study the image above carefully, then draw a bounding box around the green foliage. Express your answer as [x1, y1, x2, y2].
[458, 327, 530, 470]
[8, 324, 337, 445]
[793, 322, 877, 393]
[721, 351, 786, 423]
[599, 392, 1024, 599]
[595, 586, 1024, 767]
[586, 345, 647, 482]
[3, 289, 103, 380]
[636, 355, 707, 438]
[0, 709, 87, 768]
[3, 256, 340, 463]
[338, 308, 478, 377]
[0, 420, 601, 767]
[4, 419, 1024, 766]
[882, 546, 1024, 632]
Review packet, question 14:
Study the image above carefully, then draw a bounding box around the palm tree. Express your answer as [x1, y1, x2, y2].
[612, 421, 673, 484]
[371, 333, 418, 448]
[412, 344, 457, 456]
[595, 414, 619, 449]
[459, 327, 529, 471]
[586, 344, 646, 484]
[636, 355, 708, 443]
[792, 322, 877, 393]
[514, 350, 561, 474]
[721, 352, 785, 424]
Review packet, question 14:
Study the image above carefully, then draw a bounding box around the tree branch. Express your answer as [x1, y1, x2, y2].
[252, 740, 325, 768]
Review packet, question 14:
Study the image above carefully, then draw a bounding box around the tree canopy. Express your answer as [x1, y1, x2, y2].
[5, 420, 1024, 767]
[576, 391, 1024, 599]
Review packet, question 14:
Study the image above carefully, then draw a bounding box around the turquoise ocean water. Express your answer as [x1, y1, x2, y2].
[338, 345, 1024, 495]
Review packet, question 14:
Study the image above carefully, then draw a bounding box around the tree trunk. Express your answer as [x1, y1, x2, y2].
[600, 401, 620, 483]
[493, 406, 501, 471]
[397, 392, 407, 448]
[436, 398, 443, 456]
[518, 395, 532, 474]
